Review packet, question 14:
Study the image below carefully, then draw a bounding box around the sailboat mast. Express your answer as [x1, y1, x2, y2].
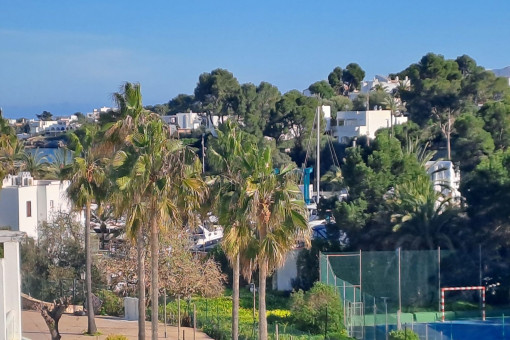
[316, 106, 320, 204]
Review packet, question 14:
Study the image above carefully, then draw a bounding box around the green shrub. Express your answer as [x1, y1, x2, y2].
[388, 329, 420, 340]
[266, 309, 291, 324]
[105, 335, 128, 340]
[98, 290, 124, 316]
[291, 282, 343, 334]
[202, 322, 232, 340]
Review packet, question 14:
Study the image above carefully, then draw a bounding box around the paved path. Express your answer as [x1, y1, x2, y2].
[22, 310, 212, 340]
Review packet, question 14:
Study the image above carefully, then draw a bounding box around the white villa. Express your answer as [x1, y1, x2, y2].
[28, 115, 78, 135]
[0, 231, 24, 340]
[86, 107, 117, 121]
[358, 75, 411, 96]
[425, 161, 461, 202]
[161, 111, 203, 135]
[332, 109, 407, 144]
[0, 172, 72, 239]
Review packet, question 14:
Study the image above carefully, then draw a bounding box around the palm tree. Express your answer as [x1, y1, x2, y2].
[0, 128, 24, 184]
[114, 112, 207, 340]
[208, 122, 253, 340]
[389, 175, 459, 250]
[18, 148, 51, 179]
[239, 145, 310, 340]
[108, 82, 148, 340]
[64, 129, 107, 335]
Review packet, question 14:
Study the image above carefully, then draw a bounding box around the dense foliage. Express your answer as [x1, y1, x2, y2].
[291, 282, 344, 335]
[3, 52, 510, 337]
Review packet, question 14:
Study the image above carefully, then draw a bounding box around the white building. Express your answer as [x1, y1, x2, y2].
[0, 231, 24, 340]
[425, 161, 461, 201]
[87, 107, 116, 121]
[332, 109, 407, 144]
[0, 173, 72, 239]
[28, 120, 58, 134]
[358, 75, 411, 96]
[161, 111, 204, 135]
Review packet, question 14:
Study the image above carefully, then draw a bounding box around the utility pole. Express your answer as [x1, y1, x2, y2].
[316, 106, 320, 204]
[202, 133, 205, 173]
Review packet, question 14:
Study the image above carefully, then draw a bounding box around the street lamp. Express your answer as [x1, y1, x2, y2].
[80, 271, 86, 303]
[250, 283, 257, 323]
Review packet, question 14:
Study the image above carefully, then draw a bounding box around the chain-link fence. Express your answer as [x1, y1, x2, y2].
[320, 249, 492, 339]
[158, 295, 327, 340]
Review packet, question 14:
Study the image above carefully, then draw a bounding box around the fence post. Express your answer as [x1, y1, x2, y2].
[193, 303, 196, 340]
[178, 295, 181, 340]
[325, 306, 328, 339]
[164, 289, 167, 338]
[276, 323, 279, 340]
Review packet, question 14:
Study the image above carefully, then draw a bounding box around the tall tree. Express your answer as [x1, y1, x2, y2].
[194, 68, 241, 124]
[328, 67, 344, 95]
[239, 145, 310, 340]
[64, 127, 107, 335]
[168, 94, 195, 115]
[208, 122, 252, 340]
[265, 90, 318, 147]
[342, 63, 366, 92]
[114, 112, 207, 340]
[308, 80, 335, 99]
[37, 110, 53, 121]
[399, 53, 464, 159]
[452, 113, 494, 172]
[479, 99, 510, 150]
[107, 82, 149, 340]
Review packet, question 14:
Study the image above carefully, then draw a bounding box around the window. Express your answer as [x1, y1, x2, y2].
[50, 200, 54, 209]
[26, 201, 32, 217]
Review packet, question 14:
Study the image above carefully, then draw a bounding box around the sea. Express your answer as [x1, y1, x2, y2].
[26, 148, 72, 163]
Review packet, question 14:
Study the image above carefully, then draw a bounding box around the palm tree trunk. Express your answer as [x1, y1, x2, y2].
[258, 258, 268, 340]
[232, 253, 240, 340]
[85, 202, 97, 334]
[150, 213, 159, 340]
[137, 226, 146, 340]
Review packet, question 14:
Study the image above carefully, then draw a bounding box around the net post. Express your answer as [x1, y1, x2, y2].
[319, 252, 322, 282]
[359, 249, 362, 298]
[438, 246, 441, 312]
[441, 288, 445, 322]
[482, 287, 486, 321]
[343, 281, 346, 325]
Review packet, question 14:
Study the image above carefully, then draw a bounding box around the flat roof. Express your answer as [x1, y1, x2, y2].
[0, 230, 25, 242]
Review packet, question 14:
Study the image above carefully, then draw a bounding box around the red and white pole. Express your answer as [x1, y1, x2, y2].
[482, 287, 486, 321]
[441, 289, 445, 322]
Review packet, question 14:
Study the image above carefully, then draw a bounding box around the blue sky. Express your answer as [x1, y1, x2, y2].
[1, 0, 509, 118]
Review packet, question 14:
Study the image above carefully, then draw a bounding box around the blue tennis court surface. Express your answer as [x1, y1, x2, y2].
[359, 319, 510, 339]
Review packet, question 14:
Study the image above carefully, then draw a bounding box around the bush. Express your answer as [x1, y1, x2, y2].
[291, 282, 343, 334]
[105, 335, 128, 340]
[389, 329, 420, 340]
[266, 309, 291, 324]
[98, 290, 124, 316]
[326, 331, 353, 340]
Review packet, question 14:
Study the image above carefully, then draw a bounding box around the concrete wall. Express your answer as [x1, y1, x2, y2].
[0, 240, 22, 340]
[37, 181, 71, 225]
[16, 186, 38, 239]
[124, 297, 139, 321]
[0, 176, 71, 239]
[334, 110, 408, 143]
[273, 249, 300, 291]
[0, 189, 19, 230]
